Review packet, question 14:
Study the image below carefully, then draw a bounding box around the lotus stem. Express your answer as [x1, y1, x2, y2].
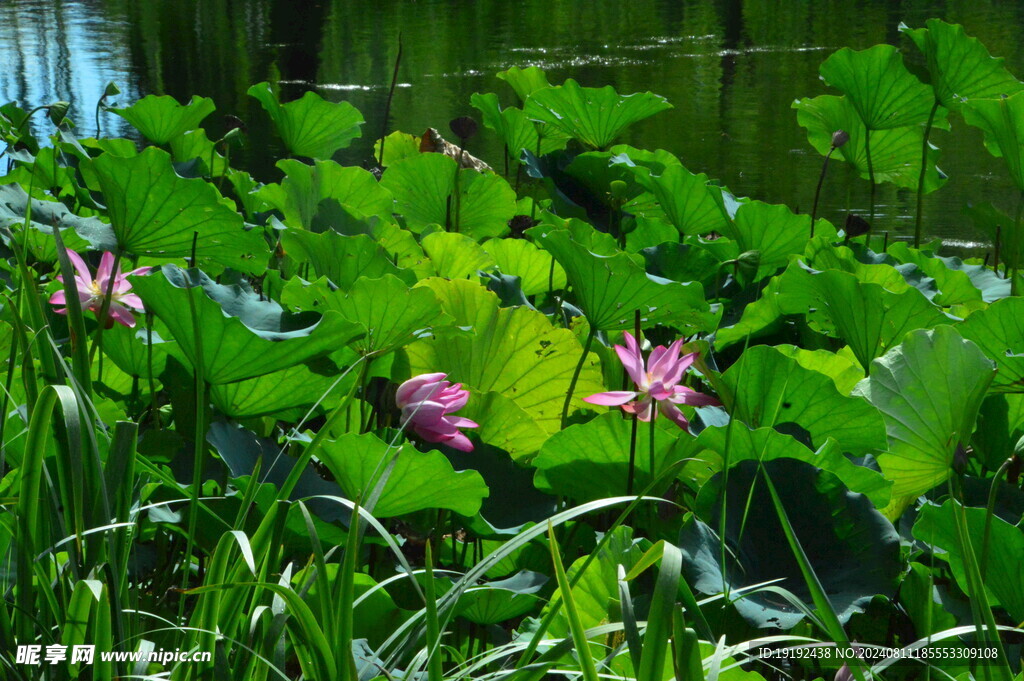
[561, 325, 596, 429]
[377, 31, 403, 168]
[914, 101, 940, 248]
[810, 147, 835, 238]
[980, 457, 1013, 580]
[626, 413, 637, 496]
[865, 128, 876, 235]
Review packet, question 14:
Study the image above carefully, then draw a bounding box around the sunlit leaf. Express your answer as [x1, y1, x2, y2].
[819, 45, 934, 129]
[248, 81, 363, 159]
[111, 94, 215, 145]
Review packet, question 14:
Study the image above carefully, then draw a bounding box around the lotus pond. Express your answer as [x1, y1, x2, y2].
[1, 13, 1023, 681]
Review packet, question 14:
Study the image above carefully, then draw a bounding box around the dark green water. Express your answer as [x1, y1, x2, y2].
[4, 0, 1024, 248]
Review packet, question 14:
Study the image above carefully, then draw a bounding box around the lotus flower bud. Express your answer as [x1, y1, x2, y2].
[834, 664, 854, 681]
[832, 130, 850, 148]
[609, 180, 629, 200]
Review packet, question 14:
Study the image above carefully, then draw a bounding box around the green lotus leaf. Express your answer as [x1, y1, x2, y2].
[421, 231, 496, 279]
[901, 19, 1023, 110]
[371, 220, 433, 279]
[247, 81, 363, 159]
[793, 94, 946, 192]
[958, 297, 1024, 393]
[536, 228, 716, 332]
[406, 278, 604, 433]
[497, 66, 553, 102]
[380, 153, 516, 239]
[456, 390, 548, 464]
[544, 526, 649, 639]
[169, 128, 229, 177]
[913, 500, 1024, 623]
[963, 91, 1024, 192]
[524, 79, 672, 150]
[0, 184, 103, 258]
[455, 571, 546, 625]
[258, 159, 393, 231]
[100, 323, 171, 379]
[90, 147, 268, 272]
[110, 94, 215, 145]
[717, 261, 948, 370]
[820, 45, 934, 130]
[470, 93, 568, 160]
[721, 200, 832, 281]
[282, 230, 415, 289]
[375, 131, 421, 167]
[132, 265, 364, 384]
[852, 326, 995, 518]
[625, 163, 732, 236]
[316, 433, 488, 517]
[773, 345, 864, 395]
[640, 241, 720, 287]
[885, 242, 993, 305]
[688, 425, 891, 507]
[483, 237, 566, 296]
[964, 201, 1024, 272]
[210, 362, 347, 420]
[533, 412, 699, 502]
[283, 274, 449, 356]
[679, 459, 900, 629]
[717, 344, 886, 456]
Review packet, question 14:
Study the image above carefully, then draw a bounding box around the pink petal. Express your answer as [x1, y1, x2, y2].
[583, 391, 637, 406]
[438, 389, 469, 412]
[49, 290, 66, 305]
[96, 252, 116, 290]
[658, 402, 690, 430]
[445, 415, 479, 429]
[623, 396, 654, 421]
[443, 431, 475, 452]
[660, 351, 696, 388]
[124, 266, 153, 277]
[614, 339, 646, 388]
[118, 293, 145, 311]
[669, 386, 720, 407]
[648, 380, 673, 401]
[649, 339, 684, 383]
[396, 373, 447, 407]
[107, 303, 137, 328]
[64, 249, 93, 285]
[402, 400, 447, 427]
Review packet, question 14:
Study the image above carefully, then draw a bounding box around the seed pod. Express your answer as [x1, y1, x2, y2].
[832, 129, 850, 148]
[449, 115, 478, 141]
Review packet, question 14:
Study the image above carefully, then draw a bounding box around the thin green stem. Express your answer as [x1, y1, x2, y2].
[914, 101, 940, 248]
[980, 457, 1013, 580]
[626, 413, 638, 496]
[810, 147, 835, 238]
[865, 127, 876, 235]
[561, 325, 596, 429]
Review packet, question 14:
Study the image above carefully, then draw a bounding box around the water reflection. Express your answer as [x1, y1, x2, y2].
[2, 0, 1024, 245]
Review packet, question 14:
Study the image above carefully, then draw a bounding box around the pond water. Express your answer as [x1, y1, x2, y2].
[4, 0, 1024, 249]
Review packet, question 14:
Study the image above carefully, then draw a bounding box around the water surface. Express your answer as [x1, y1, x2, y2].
[4, 0, 1024, 248]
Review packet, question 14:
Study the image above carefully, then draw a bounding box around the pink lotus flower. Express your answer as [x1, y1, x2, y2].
[49, 249, 152, 328]
[583, 332, 719, 430]
[396, 373, 479, 452]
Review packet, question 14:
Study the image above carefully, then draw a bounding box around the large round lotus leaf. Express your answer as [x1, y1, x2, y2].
[470, 93, 568, 160]
[793, 94, 946, 192]
[90, 147, 269, 272]
[524, 79, 672, 150]
[963, 91, 1024, 192]
[901, 19, 1023, 111]
[282, 230, 415, 290]
[625, 163, 731, 237]
[679, 459, 900, 629]
[533, 412, 700, 502]
[958, 297, 1024, 393]
[247, 82, 363, 159]
[497, 66, 553, 102]
[483, 237, 566, 296]
[454, 570, 546, 625]
[317, 433, 488, 518]
[257, 159, 393, 230]
[853, 326, 995, 519]
[381, 153, 516, 240]
[132, 265, 364, 384]
[536, 228, 716, 332]
[819, 45, 934, 130]
[716, 344, 887, 456]
[406, 278, 604, 434]
[111, 94, 215, 145]
[913, 500, 1024, 623]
